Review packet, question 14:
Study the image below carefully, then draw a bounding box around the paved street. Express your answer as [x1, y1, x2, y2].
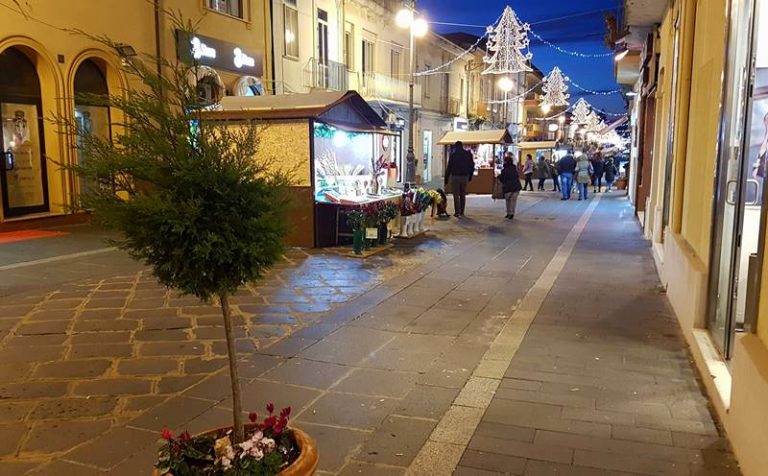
[0, 193, 740, 475]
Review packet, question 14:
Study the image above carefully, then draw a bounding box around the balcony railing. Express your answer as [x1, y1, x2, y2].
[304, 58, 349, 91]
[349, 71, 422, 106]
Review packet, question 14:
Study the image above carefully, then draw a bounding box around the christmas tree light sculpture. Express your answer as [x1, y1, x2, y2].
[572, 98, 592, 124]
[541, 67, 570, 107]
[482, 6, 533, 75]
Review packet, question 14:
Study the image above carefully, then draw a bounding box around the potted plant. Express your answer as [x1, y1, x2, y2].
[66, 20, 318, 475]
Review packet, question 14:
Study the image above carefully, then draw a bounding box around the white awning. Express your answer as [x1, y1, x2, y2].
[517, 141, 557, 150]
[437, 129, 512, 145]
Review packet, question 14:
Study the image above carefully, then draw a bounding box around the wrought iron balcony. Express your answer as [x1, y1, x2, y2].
[304, 58, 349, 91]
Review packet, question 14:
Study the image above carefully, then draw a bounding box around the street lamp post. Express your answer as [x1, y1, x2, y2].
[396, 8, 427, 185]
[497, 76, 514, 129]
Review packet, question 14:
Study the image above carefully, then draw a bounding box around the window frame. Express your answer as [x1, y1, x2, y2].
[283, 0, 299, 59]
[344, 23, 355, 71]
[205, 0, 246, 21]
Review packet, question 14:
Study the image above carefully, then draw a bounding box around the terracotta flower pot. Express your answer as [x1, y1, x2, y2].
[154, 427, 318, 476]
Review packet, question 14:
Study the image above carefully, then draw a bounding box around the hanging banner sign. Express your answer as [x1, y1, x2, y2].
[176, 31, 263, 76]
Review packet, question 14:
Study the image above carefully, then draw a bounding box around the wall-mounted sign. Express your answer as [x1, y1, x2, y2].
[176, 31, 263, 76]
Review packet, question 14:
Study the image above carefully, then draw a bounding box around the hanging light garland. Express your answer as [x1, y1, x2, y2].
[569, 78, 622, 96]
[528, 30, 614, 58]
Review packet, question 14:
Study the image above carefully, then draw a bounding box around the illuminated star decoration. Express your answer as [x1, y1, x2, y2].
[482, 6, 533, 75]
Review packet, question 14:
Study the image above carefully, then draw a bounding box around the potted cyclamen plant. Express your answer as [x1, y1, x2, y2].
[66, 19, 318, 476]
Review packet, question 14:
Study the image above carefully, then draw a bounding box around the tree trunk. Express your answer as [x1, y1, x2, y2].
[220, 293, 244, 443]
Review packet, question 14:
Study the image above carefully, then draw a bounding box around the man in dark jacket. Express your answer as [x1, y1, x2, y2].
[445, 141, 475, 217]
[591, 153, 605, 193]
[556, 152, 577, 200]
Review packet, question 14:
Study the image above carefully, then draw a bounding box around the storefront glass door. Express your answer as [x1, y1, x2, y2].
[1, 102, 48, 217]
[708, 0, 766, 357]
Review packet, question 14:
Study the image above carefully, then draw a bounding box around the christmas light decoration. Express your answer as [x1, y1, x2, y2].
[571, 98, 592, 124]
[482, 6, 532, 75]
[541, 67, 570, 107]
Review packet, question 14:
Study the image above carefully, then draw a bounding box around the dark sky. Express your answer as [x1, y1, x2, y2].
[418, 0, 626, 114]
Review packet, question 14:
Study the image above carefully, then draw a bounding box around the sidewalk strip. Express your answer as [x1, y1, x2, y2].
[406, 197, 602, 476]
[0, 247, 117, 271]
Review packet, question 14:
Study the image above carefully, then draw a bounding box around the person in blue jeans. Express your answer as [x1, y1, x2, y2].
[575, 154, 593, 200]
[556, 153, 577, 200]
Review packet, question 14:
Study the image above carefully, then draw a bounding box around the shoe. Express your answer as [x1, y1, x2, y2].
[504, 214, 511, 219]
[453, 213, 460, 217]
[560, 198, 567, 201]
[507, 214, 514, 220]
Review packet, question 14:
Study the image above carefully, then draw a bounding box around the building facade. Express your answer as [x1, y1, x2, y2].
[617, 0, 768, 474]
[0, 0, 271, 226]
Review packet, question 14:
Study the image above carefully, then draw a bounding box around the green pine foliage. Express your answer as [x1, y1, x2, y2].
[67, 23, 293, 303]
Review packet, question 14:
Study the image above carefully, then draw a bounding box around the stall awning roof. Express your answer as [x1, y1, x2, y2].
[518, 141, 558, 150]
[202, 90, 390, 133]
[437, 129, 512, 145]
[598, 115, 628, 135]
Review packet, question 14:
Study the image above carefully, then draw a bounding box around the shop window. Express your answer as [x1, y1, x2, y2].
[0, 47, 49, 217]
[283, 0, 299, 58]
[207, 0, 243, 19]
[74, 59, 112, 196]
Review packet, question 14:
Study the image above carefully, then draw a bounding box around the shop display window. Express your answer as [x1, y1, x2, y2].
[1, 103, 45, 210]
[313, 122, 399, 205]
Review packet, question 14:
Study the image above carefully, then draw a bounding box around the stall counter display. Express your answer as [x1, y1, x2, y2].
[313, 122, 401, 205]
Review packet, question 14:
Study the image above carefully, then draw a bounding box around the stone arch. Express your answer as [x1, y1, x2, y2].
[0, 37, 65, 218]
[66, 50, 127, 199]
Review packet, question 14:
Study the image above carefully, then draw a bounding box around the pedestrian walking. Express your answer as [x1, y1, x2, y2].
[575, 154, 593, 200]
[444, 141, 475, 217]
[556, 152, 577, 200]
[591, 152, 605, 193]
[604, 159, 618, 192]
[522, 154, 535, 191]
[497, 152, 522, 220]
[549, 160, 560, 192]
[536, 155, 550, 191]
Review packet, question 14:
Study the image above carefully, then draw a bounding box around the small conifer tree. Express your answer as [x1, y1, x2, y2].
[66, 21, 292, 443]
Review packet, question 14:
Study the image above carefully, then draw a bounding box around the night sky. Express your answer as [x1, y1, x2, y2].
[418, 0, 627, 115]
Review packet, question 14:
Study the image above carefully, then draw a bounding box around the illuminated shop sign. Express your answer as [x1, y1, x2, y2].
[176, 31, 262, 76]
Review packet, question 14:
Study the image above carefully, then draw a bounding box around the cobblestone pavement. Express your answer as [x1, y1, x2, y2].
[0, 193, 741, 476]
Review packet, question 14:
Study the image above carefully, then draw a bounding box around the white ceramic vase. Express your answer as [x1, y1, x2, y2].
[399, 216, 409, 238]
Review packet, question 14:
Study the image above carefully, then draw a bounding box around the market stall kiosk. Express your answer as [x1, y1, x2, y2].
[517, 140, 558, 163]
[437, 129, 513, 194]
[203, 91, 400, 248]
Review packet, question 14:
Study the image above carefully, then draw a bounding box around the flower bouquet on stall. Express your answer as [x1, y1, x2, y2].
[378, 202, 400, 244]
[397, 194, 419, 238]
[361, 201, 385, 249]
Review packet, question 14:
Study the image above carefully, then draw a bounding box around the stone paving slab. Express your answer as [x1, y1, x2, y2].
[454, 196, 741, 476]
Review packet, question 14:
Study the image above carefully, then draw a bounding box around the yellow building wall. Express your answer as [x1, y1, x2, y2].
[679, 0, 726, 265]
[0, 0, 272, 222]
[647, 9, 675, 242]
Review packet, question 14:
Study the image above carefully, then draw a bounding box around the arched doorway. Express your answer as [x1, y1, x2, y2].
[74, 59, 111, 197]
[0, 47, 49, 217]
